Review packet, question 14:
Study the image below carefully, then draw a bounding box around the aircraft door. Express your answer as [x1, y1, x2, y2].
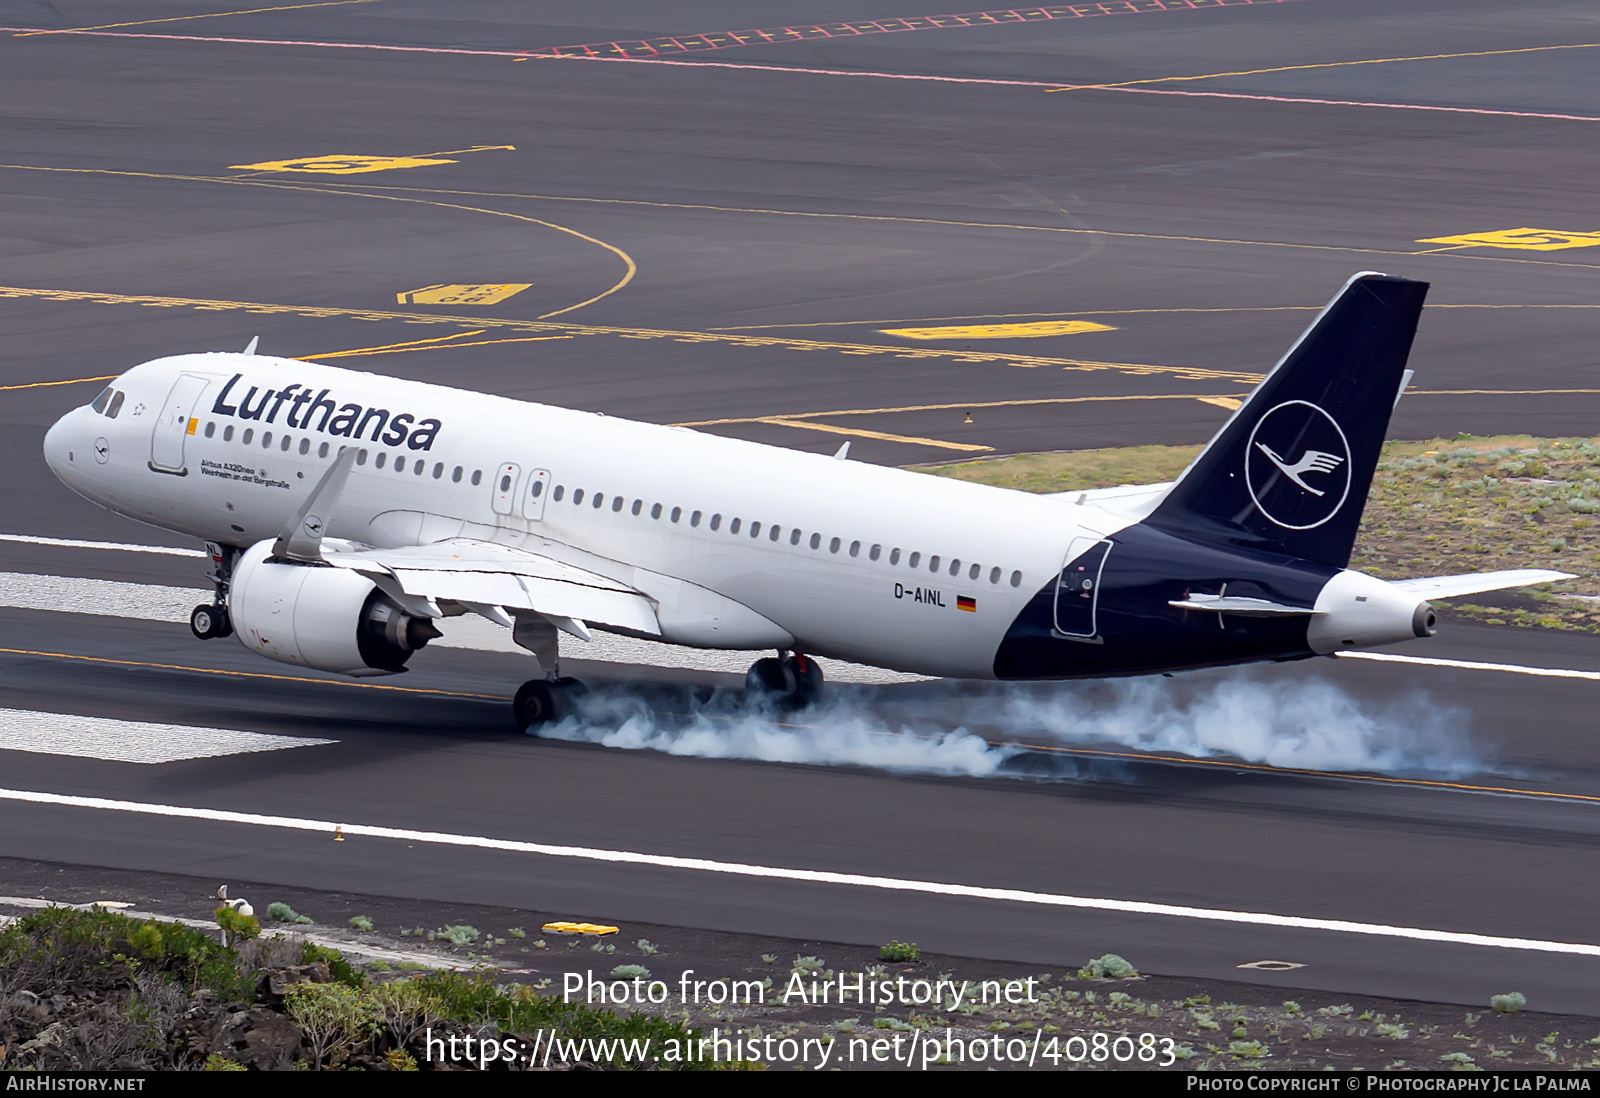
[522, 468, 551, 521]
[491, 463, 521, 515]
[149, 374, 211, 474]
[1053, 536, 1112, 638]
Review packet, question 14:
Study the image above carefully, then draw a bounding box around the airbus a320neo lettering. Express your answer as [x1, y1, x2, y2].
[44, 273, 1565, 728]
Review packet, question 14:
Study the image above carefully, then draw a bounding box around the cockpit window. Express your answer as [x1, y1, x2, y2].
[90, 388, 112, 414]
[106, 391, 125, 419]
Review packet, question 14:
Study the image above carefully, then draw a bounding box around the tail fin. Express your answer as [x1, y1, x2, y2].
[1148, 272, 1427, 568]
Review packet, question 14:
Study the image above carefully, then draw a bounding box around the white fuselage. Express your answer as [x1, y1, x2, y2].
[44, 353, 1125, 679]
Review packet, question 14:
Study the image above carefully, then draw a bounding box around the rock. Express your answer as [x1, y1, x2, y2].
[208, 1008, 303, 1071]
[262, 961, 331, 1000]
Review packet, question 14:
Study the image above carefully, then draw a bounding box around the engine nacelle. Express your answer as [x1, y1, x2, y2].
[230, 540, 441, 675]
[1307, 569, 1436, 655]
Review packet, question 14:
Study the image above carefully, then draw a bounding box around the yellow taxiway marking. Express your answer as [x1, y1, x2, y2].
[398, 283, 533, 306]
[754, 418, 991, 453]
[676, 393, 1251, 429]
[0, 284, 1252, 381]
[12, 0, 384, 36]
[231, 145, 515, 177]
[1046, 42, 1600, 93]
[311, 334, 570, 360]
[1196, 396, 1243, 410]
[231, 154, 457, 175]
[307, 330, 487, 358]
[0, 647, 506, 700]
[881, 320, 1115, 340]
[1417, 228, 1600, 252]
[0, 374, 116, 392]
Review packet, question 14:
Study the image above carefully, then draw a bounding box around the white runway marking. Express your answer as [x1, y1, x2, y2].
[1339, 651, 1600, 682]
[0, 533, 204, 557]
[0, 785, 1595, 957]
[0, 568, 929, 685]
[0, 710, 334, 764]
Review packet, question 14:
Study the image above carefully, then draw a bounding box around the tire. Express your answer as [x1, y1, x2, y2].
[745, 657, 795, 701]
[788, 654, 824, 707]
[515, 679, 586, 731]
[190, 604, 220, 640]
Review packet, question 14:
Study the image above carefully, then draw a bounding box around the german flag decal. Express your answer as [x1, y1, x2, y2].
[957, 595, 977, 613]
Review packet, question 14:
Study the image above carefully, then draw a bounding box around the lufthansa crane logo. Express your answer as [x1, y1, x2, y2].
[1244, 400, 1352, 530]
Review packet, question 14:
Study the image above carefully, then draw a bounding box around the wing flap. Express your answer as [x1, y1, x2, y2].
[324, 538, 661, 636]
[1389, 569, 1574, 600]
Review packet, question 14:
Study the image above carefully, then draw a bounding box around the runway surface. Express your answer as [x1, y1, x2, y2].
[2, 0, 1599, 1013]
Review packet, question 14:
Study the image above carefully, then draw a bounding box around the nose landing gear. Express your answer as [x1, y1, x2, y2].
[745, 651, 824, 709]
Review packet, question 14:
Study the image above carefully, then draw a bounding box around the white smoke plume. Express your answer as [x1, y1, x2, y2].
[537, 669, 1482, 780]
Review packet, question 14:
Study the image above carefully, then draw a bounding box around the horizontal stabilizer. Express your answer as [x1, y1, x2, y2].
[1389, 569, 1574, 600]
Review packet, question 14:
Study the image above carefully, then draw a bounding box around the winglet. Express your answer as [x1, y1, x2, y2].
[273, 446, 358, 562]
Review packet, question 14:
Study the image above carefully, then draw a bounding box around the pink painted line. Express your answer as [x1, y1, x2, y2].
[5, 23, 1595, 124]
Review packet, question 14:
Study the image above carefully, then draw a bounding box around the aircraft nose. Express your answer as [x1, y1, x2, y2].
[43, 409, 81, 478]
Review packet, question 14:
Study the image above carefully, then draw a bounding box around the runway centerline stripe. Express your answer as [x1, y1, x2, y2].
[0, 533, 205, 557]
[0, 711, 332, 764]
[2, 785, 1595, 958]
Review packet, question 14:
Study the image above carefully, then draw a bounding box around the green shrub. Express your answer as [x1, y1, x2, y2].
[1491, 992, 1526, 1014]
[265, 902, 313, 924]
[349, 915, 374, 932]
[611, 964, 651, 980]
[879, 941, 920, 962]
[301, 940, 366, 989]
[436, 925, 480, 946]
[1079, 953, 1138, 979]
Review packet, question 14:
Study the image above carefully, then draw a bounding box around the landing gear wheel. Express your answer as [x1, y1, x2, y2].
[745, 654, 824, 710]
[514, 677, 588, 732]
[190, 603, 232, 640]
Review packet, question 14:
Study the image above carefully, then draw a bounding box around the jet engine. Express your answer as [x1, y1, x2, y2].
[1307, 569, 1436, 654]
[229, 540, 441, 674]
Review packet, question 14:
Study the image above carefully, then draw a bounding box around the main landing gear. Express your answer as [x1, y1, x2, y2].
[745, 651, 824, 709]
[191, 542, 238, 641]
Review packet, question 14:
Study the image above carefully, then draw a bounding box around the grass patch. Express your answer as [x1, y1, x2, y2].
[915, 435, 1600, 631]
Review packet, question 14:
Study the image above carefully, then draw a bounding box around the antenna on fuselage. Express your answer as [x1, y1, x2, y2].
[833, 441, 850, 461]
[242, 336, 259, 355]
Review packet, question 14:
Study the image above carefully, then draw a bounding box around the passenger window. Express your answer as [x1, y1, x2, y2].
[573, 489, 584, 505]
[631, 499, 642, 515]
[262, 432, 273, 448]
[809, 533, 821, 550]
[728, 518, 739, 534]
[531, 480, 544, 497]
[969, 563, 980, 580]
[611, 496, 623, 512]
[870, 544, 881, 561]
[949, 559, 960, 577]
[433, 462, 444, 479]
[849, 540, 860, 558]
[769, 526, 781, 542]
[990, 567, 1001, 584]
[651, 503, 662, 519]
[671, 506, 682, 523]
[242, 428, 254, 445]
[710, 514, 722, 531]
[553, 484, 564, 501]
[319, 442, 329, 458]
[790, 529, 801, 546]
[106, 391, 125, 419]
[593, 493, 605, 509]
[471, 470, 482, 486]
[908, 552, 921, 568]
[281, 435, 292, 451]
[1010, 570, 1023, 587]
[203, 421, 215, 438]
[396, 457, 408, 473]
[890, 548, 901, 565]
[690, 511, 702, 527]
[829, 537, 840, 554]
[355, 448, 367, 465]
[452, 466, 463, 483]
[414, 460, 424, 475]
[376, 452, 387, 469]
[224, 425, 235, 442]
[929, 555, 940, 572]
[91, 388, 112, 414]
[298, 437, 309, 454]
[750, 522, 761, 538]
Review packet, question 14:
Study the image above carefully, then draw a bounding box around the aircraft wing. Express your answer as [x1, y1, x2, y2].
[322, 538, 662, 636]
[1388, 569, 1574, 600]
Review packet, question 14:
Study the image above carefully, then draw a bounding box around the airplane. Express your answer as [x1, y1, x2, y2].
[42, 272, 1569, 730]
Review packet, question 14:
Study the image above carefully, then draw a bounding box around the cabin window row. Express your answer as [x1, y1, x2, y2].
[203, 421, 485, 485]
[547, 484, 1024, 588]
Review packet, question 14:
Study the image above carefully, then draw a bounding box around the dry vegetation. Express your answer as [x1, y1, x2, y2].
[916, 435, 1600, 632]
